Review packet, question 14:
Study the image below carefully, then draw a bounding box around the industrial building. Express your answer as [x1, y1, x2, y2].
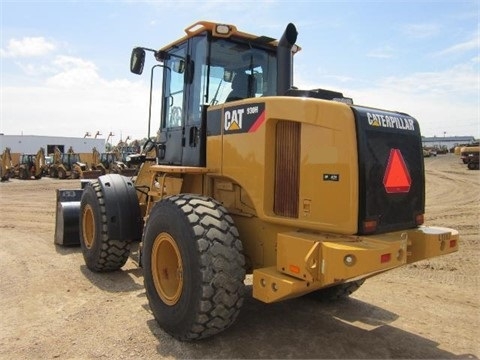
[0, 134, 105, 155]
[421, 136, 477, 150]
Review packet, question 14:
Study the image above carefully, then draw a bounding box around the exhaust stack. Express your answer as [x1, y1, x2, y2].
[277, 23, 298, 95]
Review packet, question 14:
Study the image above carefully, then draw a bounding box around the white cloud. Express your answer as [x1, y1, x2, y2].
[401, 23, 439, 39]
[367, 45, 396, 59]
[347, 60, 479, 137]
[2, 54, 151, 141]
[295, 58, 479, 138]
[0, 37, 56, 58]
[435, 35, 479, 56]
[380, 58, 477, 95]
[46, 56, 101, 88]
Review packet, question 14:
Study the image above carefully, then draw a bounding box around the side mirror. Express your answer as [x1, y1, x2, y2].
[223, 69, 234, 82]
[130, 47, 146, 75]
[172, 59, 185, 74]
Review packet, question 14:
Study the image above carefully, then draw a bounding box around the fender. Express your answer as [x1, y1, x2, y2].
[97, 174, 143, 241]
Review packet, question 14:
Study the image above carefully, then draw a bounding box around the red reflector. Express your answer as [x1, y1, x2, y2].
[383, 149, 411, 193]
[449, 240, 457, 248]
[363, 220, 377, 233]
[416, 214, 424, 225]
[380, 253, 391, 263]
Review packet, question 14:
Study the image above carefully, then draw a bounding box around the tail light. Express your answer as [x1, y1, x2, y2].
[415, 213, 424, 226]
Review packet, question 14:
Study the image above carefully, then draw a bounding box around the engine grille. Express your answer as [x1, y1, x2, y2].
[274, 121, 300, 218]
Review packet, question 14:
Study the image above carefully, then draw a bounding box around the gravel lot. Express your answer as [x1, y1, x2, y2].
[0, 154, 478, 359]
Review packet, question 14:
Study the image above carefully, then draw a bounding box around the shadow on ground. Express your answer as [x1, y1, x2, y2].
[147, 289, 477, 359]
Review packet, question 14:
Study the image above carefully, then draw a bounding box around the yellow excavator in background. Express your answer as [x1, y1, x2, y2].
[14, 147, 46, 180]
[91, 146, 137, 176]
[50, 147, 100, 179]
[0, 147, 14, 181]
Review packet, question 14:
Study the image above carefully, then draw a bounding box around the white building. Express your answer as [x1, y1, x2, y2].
[0, 134, 105, 155]
[421, 136, 477, 150]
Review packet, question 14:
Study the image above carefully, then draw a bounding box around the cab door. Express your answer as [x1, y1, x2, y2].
[158, 43, 187, 165]
[158, 36, 208, 167]
[181, 35, 207, 167]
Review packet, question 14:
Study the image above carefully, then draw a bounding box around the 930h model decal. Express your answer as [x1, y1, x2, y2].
[224, 103, 265, 134]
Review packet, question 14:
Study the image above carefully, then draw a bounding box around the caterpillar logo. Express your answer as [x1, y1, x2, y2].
[367, 112, 415, 131]
[224, 108, 244, 131]
[223, 103, 265, 134]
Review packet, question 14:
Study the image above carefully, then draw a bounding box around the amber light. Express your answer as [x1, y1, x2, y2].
[380, 253, 391, 263]
[450, 240, 457, 248]
[289, 265, 300, 274]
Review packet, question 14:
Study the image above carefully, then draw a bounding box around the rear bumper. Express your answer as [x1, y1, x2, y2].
[253, 226, 459, 303]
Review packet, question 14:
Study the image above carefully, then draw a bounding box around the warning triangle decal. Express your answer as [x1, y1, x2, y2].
[383, 149, 411, 193]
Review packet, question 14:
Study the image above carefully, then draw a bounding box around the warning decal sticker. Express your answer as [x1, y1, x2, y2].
[383, 148, 412, 193]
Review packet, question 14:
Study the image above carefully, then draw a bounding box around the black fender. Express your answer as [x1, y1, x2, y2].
[97, 174, 143, 241]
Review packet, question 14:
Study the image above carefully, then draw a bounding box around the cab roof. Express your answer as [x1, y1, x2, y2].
[159, 21, 301, 53]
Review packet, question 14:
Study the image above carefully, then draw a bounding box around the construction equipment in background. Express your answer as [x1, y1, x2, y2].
[0, 147, 14, 181]
[55, 21, 459, 341]
[50, 147, 101, 179]
[466, 153, 479, 170]
[43, 155, 53, 176]
[13, 147, 46, 180]
[91, 147, 137, 176]
[460, 143, 479, 164]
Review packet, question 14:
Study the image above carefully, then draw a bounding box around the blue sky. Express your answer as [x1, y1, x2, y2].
[1, 0, 478, 142]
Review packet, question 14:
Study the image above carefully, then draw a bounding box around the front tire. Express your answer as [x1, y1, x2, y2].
[57, 167, 66, 179]
[143, 194, 246, 341]
[79, 180, 131, 272]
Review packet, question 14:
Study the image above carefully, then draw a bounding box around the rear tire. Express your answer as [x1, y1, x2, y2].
[467, 161, 479, 170]
[79, 180, 131, 272]
[19, 168, 28, 180]
[50, 167, 58, 178]
[143, 194, 245, 341]
[57, 167, 66, 179]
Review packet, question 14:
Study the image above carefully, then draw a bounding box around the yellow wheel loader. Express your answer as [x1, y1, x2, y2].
[14, 147, 46, 180]
[55, 21, 459, 341]
[0, 147, 14, 181]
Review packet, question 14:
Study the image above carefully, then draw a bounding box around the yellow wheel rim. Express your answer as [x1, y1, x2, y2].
[151, 233, 183, 306]
[82, 204, 95, 249]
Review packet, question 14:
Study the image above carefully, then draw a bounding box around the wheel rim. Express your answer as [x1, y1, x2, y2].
[82, 204, 95, 249]
[151, 232, 183, 306]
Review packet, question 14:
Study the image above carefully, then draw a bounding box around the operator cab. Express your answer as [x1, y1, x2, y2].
[130, 22, 280, 167]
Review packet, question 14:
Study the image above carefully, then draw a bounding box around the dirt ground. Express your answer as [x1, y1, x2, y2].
[0, 154, 478, 359]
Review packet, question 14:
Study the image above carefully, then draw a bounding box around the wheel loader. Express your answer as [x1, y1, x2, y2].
[55, 21, 459, 341]
[13, 147, 46, 180]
